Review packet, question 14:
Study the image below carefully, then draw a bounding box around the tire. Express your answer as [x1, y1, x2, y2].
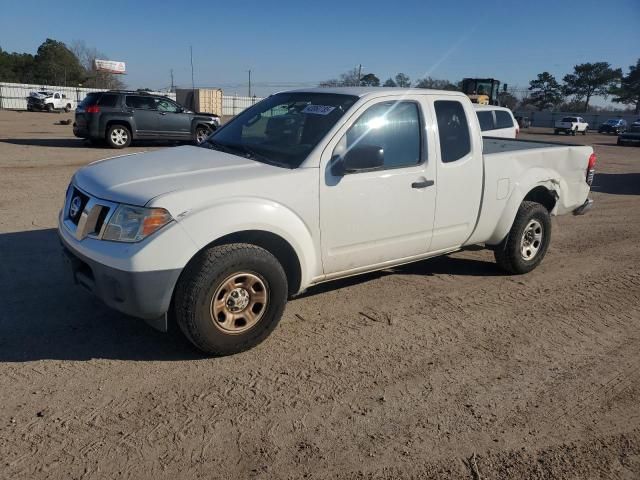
[582, 129, 586, 135]
[174, 243, 288, 356]
[194, 125, 211, 145]
[571, 129, 576, 136]
[45, 103, 54, 112]
[106, 124, 131, 149]
[494, 201, 552, 275]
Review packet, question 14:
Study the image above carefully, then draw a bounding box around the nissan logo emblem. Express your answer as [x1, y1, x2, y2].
[69, 196, 82, 218]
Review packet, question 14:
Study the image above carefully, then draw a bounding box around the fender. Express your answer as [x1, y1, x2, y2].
[170, 197, 319, 293]
[485, 167, 565, 245]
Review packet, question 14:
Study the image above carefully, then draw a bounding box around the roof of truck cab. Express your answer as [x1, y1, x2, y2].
[280, 87, 468, 98]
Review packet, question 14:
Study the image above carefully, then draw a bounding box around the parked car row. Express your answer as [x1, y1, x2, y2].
[73, 90, 221, 149]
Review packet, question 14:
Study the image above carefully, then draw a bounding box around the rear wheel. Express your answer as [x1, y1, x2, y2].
[582, 128, 586, 135]
[494, 201, 551, 274]
[174, 243, 288, 356]
[106, 124, 131, 149]
[64, 104, 72, 113]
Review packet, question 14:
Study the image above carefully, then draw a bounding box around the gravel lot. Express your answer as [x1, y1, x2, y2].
[1, 110, 639, 479]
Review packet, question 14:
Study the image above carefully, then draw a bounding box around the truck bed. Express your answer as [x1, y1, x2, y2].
[466, 137, 593, 246]
[482, 137, 581, 154]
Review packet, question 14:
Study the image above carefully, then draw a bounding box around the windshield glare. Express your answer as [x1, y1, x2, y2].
[202, 92, 358, 168]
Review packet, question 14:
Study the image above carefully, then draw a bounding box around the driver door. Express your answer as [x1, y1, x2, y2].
[155, 98, 192, 139]
[319, 97, 437, 276]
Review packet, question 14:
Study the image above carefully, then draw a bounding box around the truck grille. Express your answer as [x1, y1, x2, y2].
[63, 185, 118, 241]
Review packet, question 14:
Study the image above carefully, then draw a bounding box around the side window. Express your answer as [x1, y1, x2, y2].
[337, 101, 422, 169]
[98, 94, 118, 108]
[155, 98, 180, 113]
[126, 96, 155, 110]
[495, 111, 514, 129]
[434, 100, 471, 163]
[54, 93, 60, 99]
[476, 111, 494, 131]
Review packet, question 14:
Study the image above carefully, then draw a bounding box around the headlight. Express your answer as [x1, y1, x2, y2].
[102, 205, 172, 242]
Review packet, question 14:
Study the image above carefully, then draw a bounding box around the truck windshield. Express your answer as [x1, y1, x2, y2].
[201, 92, 358, 168]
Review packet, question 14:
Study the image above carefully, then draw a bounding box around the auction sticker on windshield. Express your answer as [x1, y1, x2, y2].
[302, 105, 336, 115]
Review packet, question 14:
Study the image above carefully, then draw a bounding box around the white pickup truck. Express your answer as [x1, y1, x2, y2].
[27, 90, 76, 112]
[554, 116, 589, 136]
[59, 87, 595, 355]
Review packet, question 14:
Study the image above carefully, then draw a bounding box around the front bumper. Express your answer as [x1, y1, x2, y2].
[573, 198, 594, 215]
[58, 226, 181, 326]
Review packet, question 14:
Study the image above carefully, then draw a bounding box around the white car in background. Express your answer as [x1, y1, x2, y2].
[554, 116, 588, 136]
[474, 105, 519, 138]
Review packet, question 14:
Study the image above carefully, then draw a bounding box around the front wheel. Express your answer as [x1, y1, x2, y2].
[174, 243, 288, 355]
[582, 129, 586, 135]
[494, 201, 552, 274]
[194, 125, 211, 145]
[45, 103, 54, 112]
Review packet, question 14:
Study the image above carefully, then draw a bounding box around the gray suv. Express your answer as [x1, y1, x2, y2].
[73, 90, 220, 148]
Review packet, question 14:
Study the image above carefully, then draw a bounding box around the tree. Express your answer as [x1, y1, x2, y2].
[359, 73, 380, 87]
[0, 47, 36, 83]
[528, 72, 563, 111]
[414, 76, 458, 90]
[562, 62, 622, 111]
[394, 73, 411, 88]
[610, 58, 640, 114]
[71, 40, 125, 89]
[498, 91, 518, 110]
[319, 68, 362, 87]
[33, 38, 85, 85]
[382, 78, 397, 87]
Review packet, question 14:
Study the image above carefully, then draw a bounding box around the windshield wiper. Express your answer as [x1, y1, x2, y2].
[241, 145, 292, 169]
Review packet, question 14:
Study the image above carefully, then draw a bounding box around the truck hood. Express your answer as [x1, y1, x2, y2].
[73, 146, 288, 208]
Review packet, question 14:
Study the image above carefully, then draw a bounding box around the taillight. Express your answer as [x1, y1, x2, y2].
[586, 152, 596, 186]
[86, 105, 100, 113]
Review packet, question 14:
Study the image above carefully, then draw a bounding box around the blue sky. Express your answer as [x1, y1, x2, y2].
[1, 0, 638, 100]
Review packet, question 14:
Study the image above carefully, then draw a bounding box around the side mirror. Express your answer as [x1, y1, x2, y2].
[334, 145, 384, 175]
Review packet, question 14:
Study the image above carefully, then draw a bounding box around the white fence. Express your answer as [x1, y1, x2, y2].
[222, 95, 263, 116]
[0, 82, 176, 110]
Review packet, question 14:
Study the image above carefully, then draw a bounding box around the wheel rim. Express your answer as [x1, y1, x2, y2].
[520, 219, 543, 261]
[196, 128, 209, 144]
[210, 272, 269, 334]
[110, 128, 128, 146]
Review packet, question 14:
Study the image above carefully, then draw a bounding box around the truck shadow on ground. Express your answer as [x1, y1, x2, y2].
[0, 139, 182, 149]
[0, 229, 502, 362]
[591, 172, 640, 195]
[0, 138, 89, 148]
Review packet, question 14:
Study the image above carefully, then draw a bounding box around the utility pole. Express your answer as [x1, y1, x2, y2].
[170, 69, 175, 92]
[190, 46, 195, 92]
[247, 69, 252, 98]
[357, 64, 362, 86]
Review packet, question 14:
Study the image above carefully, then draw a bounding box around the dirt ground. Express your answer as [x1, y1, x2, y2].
[0, 109, 639, 479]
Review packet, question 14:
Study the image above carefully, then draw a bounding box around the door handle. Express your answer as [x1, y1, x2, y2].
[411, 179, 434, 189]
